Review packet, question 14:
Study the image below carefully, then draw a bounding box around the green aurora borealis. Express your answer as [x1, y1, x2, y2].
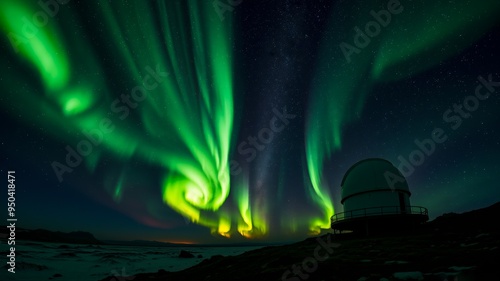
[1, 0, 500, 242]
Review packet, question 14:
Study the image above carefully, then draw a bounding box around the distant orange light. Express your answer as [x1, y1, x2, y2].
[158, 239, 196, 245]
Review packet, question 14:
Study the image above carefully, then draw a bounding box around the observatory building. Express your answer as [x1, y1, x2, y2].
[331, 158, 428, 235]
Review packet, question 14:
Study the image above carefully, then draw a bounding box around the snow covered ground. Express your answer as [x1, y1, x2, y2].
[2, 241, 263, 281]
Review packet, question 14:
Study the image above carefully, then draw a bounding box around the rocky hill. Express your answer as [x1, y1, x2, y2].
[0, 227, 101, 245]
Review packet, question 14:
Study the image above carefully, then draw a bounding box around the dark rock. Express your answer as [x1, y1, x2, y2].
[179, 250, 195, 258]
[53, 252, 77, 258]
[197, 254, 203, 258]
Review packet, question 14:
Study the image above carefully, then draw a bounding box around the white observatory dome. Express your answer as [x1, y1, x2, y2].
[332, 158, 428, 235]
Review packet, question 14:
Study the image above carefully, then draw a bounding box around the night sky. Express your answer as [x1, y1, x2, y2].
[1, 0, 500, 244]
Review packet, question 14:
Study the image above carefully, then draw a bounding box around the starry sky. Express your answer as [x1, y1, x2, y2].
[1, 0, 500, 244]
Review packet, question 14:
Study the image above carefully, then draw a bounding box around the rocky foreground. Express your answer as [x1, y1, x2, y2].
[101, 203, 500, 281]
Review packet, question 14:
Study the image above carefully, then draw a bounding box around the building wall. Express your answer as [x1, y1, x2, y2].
[403, 193, 410, 210]
[343, 191, 411, 216]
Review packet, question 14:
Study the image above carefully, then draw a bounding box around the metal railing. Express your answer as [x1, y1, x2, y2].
[331, 206, 428, 223]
